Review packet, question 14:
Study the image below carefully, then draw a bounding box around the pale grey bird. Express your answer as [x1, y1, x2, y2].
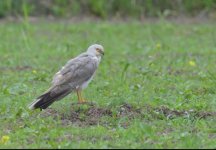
[28, 44, 104, 110]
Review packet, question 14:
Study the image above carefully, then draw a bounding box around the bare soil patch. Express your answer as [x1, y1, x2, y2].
[40, 103, 216, 127]
[153, 106, 216, 119]
[0, 65, 32, 72]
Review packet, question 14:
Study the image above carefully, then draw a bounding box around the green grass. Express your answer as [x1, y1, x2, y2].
[0, 19, 216, 148]
[1, 0, 216, 18]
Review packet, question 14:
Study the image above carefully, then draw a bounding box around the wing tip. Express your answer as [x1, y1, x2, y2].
[28, 104, 35, 110]
[28, 98, 40, 110]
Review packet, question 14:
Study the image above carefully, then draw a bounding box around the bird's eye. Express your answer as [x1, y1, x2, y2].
[96, 48, 101, 51]
[96, 48, 104, 55]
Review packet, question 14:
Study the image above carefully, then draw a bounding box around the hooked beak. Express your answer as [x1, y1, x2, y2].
[101, 51, 104, 56]
[96, 48, 104, 56]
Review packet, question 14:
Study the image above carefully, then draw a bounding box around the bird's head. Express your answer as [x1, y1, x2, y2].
[87, 44, 104, 57]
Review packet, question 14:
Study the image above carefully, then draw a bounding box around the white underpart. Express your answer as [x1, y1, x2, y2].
[78, 56, 101, 90]
[80, 73, 95, 89]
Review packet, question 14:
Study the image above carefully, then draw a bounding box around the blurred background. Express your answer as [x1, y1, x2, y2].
[0, 0, 216, 20]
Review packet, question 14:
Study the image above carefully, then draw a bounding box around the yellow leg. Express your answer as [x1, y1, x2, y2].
[76, 90, 86, 104]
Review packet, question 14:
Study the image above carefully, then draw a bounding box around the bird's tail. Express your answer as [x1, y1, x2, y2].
[28, 89, 70, 110]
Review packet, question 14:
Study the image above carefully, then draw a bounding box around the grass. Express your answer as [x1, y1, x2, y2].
[1, 0, 216, 18]
[0, 18, 216, 148]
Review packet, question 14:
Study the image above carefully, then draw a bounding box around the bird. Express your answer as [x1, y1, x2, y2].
[28, 44, 104, 110]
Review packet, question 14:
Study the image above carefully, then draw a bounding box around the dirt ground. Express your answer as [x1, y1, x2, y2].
[40, 103, 216, 127]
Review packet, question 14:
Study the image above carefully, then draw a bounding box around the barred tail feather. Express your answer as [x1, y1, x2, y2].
[28, 90, 70, 110]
